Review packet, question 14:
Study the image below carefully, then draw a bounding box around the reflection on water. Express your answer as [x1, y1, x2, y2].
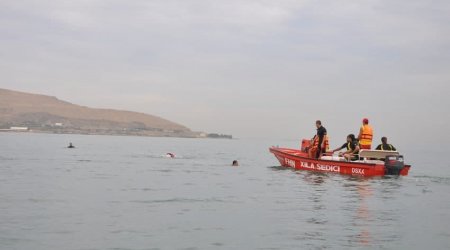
[355, 180, 373, 246]
[273, 167, 410, 249]
[303, 172, 326, 186]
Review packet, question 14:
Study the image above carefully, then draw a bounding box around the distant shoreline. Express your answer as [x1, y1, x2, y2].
[0, 129, 234, 139]
[1, 88, 232, 140]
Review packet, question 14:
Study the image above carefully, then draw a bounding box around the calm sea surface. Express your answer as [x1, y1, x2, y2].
[1, 133, 449, 250]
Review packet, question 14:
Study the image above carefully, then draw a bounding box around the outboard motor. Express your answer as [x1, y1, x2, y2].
[384, 155, 405, 175]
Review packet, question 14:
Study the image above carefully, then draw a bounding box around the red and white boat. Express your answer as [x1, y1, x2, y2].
[269, 140, 411, 177]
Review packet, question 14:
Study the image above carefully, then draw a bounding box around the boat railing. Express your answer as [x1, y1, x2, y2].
[320, 155, 344, 161]
[359, 150, 399, 160]
[320, 150, 399, 163]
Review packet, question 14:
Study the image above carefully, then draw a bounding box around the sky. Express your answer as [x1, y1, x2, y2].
[1, 0, 449, 148]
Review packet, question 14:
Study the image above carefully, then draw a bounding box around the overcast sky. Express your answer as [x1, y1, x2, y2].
[1, 0, 449, 147]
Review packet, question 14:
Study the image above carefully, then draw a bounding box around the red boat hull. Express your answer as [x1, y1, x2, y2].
[269, 147, 411, 177]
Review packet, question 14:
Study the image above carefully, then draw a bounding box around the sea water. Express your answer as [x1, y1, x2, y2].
[1, 133, 449, 250]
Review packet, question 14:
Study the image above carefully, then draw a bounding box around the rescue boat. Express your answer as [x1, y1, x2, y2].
[269, 140, 411, 177]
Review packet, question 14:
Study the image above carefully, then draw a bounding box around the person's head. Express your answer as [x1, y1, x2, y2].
[347, 134, 356, 142]
[232, 160, 239, 166]
[362, 118, 369, 125]
[316, 120, 322, 128]
[381, 137, 387, 144]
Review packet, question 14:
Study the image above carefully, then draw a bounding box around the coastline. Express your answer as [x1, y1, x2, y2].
[0, 129, 233, 139]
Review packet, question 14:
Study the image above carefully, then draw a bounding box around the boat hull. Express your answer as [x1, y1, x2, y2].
[269, 147, 410, 177]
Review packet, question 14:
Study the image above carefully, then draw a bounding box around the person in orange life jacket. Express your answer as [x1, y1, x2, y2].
[308, 135, 318, 158]
[375, 137, 396, 151]
[315, 120, 327, 158]
[331, 134, 360, 161]
[358, 118, 373, 150]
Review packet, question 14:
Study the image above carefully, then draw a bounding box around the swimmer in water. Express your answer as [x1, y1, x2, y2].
[232, 160, 239, 166]
[68, 142, 75, 148]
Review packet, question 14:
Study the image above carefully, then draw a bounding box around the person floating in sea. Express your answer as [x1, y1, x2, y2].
[375, 137, 397, 151]
[308, 120, 329, 158]
[331, 134, 360, 161]
[166, 153, 175, 158]
[67, 142, 75, 148]
[232, 160, 239, 166]
[358, 118, 373, 150]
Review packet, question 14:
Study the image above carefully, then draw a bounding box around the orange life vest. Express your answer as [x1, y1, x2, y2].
[359, 125, 373, 147]
[308, 136, 318, 158]
[312, 135, 329, 149]
[323, 135, 330, 151]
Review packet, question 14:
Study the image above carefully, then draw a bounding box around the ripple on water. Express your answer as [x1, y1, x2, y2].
[129, 197, 230, 204]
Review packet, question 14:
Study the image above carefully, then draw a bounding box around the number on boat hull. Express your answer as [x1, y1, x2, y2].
[352, 168, 365, 175]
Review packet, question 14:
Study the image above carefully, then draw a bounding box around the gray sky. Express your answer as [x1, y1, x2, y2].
[1, 0, 449, 147]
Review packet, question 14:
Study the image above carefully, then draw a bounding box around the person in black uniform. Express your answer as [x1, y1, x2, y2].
[315, 120, 327, 158]
[375, 137, 396, 151]
[331, 134, 360, 161]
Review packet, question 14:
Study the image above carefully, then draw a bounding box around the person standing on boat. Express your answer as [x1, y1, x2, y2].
[375, 137, 397, 151]
[315, 120, 328, 158]
[358, 118, 373, 150]
[331, 134, 360, 161]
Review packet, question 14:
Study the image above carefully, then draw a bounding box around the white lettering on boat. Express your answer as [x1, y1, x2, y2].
[316, 164, 340, 172]
[352, 168, 365, 175]
[300, 162, 340, 172]
[285, 158, 296, 168]
[301, 161, 315, 169]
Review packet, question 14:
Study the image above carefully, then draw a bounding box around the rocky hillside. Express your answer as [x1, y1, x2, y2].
[0, 88, 198, 137]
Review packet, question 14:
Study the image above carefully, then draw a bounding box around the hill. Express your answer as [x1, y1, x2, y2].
[0, 88, 199, 137]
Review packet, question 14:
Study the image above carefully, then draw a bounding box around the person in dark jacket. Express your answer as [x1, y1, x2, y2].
[375, 137, 396, 151]
[315, 120, 327, 158]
